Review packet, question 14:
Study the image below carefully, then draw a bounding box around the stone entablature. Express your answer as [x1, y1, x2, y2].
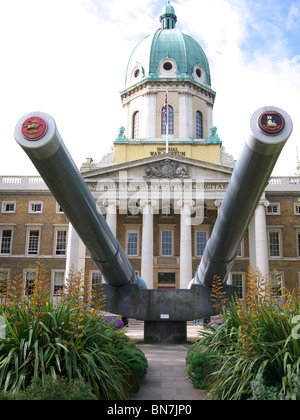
[2, 175, 298, 192]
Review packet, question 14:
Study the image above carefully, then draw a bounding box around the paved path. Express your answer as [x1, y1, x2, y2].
[125, 320, 207, 401]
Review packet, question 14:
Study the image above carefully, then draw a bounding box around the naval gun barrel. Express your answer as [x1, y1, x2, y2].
[14, 112, 146, 290]
[193, 106, 293, 288]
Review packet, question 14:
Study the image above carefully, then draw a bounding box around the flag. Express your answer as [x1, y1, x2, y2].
[163, 92, 168, 127]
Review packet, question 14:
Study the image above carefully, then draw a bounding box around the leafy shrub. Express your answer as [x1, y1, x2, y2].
[0, 263, 147, 399]
[250, 374, 286, 401]
[115, 336, 148, 393]
[186, 344, 214, 391]
[0, 375, 96, 400]
[0, 297, 130, 399]
[186, 268, 300, 400]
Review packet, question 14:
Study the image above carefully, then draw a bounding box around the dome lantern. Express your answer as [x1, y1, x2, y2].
[160, 1, 177, 29]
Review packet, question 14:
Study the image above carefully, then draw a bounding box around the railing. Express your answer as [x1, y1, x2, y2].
[267, 176, 300, 189]
[1, 177, 22, 184]
[1, 176, 47, 189]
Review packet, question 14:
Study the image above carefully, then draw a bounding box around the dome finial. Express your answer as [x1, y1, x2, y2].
[160, 1, 177, 29]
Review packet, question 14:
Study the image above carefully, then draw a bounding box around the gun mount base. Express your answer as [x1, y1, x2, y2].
[144, 321, 187, 344]
[102, 284, 236, 343]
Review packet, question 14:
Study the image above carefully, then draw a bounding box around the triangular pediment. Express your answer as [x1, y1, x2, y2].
[82, 154, 233, 183]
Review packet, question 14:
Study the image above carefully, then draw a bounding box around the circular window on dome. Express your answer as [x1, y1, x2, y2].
[194, 66, 205, 83]
[196, 68, 202, 78]
[163, 62, 173, 71]
[134, 69, 140, 78]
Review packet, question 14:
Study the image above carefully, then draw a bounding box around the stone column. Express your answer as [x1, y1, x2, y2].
[145, 92, 157, 139]
[179, 201, 193, 289]
[249, 201, 269, 278]
[65, 222, 86, 282]
[105, 200, 118, 237]
[140, 200, 154, 289]
[179, 92, 193, 139]
[207, 104, 213, 138]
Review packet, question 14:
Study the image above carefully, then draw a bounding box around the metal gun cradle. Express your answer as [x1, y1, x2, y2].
[15, 107, 293, 343]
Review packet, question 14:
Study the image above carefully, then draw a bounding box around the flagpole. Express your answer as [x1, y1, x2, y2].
[166, 90, 169, 154]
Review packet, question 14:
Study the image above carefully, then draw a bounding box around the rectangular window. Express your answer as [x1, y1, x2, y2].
[127, 231, 138, 256]
[266, 204, 280, 215]
[196, 111, 203, 139]
[294, 203, 300, 215]
[270, 273, 283, 297]
[1, 230, 12, 254]
[269, 231, 280, 258]
[236, 242, 243, 257]
[55, 230, 67, 255]
[53, 271, 65, 296]
[28, 230, 40, 255]
[91, 272, 103, 290]
[25, 271, 36, 296]
[132, 111, 139, 139]
[196, 231, 207, 256]
[298, 233, 300, 258]
[161, 230, 173, 256]
[0, 269, 9, 295]
[231, 273, 244, 299]
[56, 203, 64, 214]
[161, 105, 174, 135]
[91, 271, 103, 305]
[29, 202, 43, 213]
[158, 272, 176, 285]
[2, 202, 16, 213]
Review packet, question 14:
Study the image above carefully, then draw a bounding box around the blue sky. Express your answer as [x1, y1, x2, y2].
[240, 0, 300, 58]
[0, 0, 299, 176]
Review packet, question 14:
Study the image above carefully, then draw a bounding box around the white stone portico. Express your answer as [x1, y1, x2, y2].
[66, 154, 250, 289]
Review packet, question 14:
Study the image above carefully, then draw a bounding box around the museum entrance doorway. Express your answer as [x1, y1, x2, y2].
[157, 272, 176, 289]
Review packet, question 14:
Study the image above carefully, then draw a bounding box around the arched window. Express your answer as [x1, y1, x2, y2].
[161, 105, 174, 135]
[132, 111, 139, 139]
[196, 111, 203, 139]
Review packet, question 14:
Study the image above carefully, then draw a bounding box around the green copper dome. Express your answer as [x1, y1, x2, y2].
[125, 1, 211, 89]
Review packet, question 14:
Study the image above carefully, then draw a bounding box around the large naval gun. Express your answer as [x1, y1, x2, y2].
[15, 107, 293, 343]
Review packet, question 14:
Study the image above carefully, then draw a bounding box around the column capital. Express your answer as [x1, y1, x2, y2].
[139, 199, 157, 207]
[177, 199, 195, 208]
[103, 199, 120, 207]
[214, 199, 223, 208]
[258, 199, 270, 208]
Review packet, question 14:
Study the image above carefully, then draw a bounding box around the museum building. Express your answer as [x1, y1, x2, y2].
[1, 2, 300, 298]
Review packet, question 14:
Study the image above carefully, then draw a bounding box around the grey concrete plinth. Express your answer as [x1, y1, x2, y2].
[144, 321, 187, 344]
[102, 283, 237, 321]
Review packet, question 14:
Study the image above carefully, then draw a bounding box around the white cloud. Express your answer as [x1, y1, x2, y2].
[286, 2, 300, 30]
